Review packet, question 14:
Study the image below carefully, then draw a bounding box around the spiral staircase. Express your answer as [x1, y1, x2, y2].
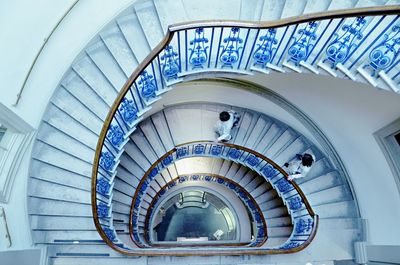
[27, 0, 400, 264]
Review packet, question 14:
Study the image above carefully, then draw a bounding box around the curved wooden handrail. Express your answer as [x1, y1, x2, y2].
[143, 173, 269, 247]
[91, 6, 400, 255]
[14, 0, 80, 106]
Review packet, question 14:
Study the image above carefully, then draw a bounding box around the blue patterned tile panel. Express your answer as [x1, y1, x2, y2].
[189, 28, 209, 69]
[211, 145, 222, 156]
[228, 148, 242, 159]
[262, 164, 278, 179]
[194, 144, 206, 154]
[148, 167, 159, 180]
[295, 218, 314, 234]
[99, 151, 115, 172]
[276, 178, 292, 193]
[176, 146, 189, 158]
[281, 241, 301, 249]
[106, 124, 124, 148]
[288, 22, 319, 65]
[138, 70, 156, 100]
[364, 24, 400, 76]
[119, 98, 138, 124]
[160, 45, 180, 80]
[324, 17, 367, 68]
[97, 202, 110, 218]
[96, 178, 111, 196]
[162, 155, 173, 166]
[103, 227, 116, 241]
[289, 196, 303, 210]
[220, 27, 243, 68]
[253, 28, 278, 68]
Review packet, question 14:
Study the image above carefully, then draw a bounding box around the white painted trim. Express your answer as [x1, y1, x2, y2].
[379, 71, 400, 94]
[0, 103, 35, 203]
[0, 206, 12, 248]
[374, 117, 400, 193]
[318, 60, 338, 77]
[266, 63, 285, 73]
[354, 241, 368, 264]
[300, 61, 320, 74]
[337, 63, 357, 81]
[357, 66, 378, 88]
[282, 61, 302, 73]
[39, 246, 48, 265]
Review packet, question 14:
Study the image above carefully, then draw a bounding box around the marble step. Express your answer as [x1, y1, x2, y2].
[153, 0, 188, 32]
[31, 216, 96, 230]
[30, 159, 91, 191]
[29, 178, 91, 204]
[86, 39, 128, 93]
[33, 230, 103, 244]
[135, 0, 164, 49]
[29, 197, 92, 217]
[43, 104, 98, 150]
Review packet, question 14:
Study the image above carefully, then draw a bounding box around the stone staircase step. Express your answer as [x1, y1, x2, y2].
[43, 104, 98, 149]
[116, 13, 151, 63]
[29, 197, 92, 217]
[72, 56, 118, 107]
[29, 178, 91, 204]
[303, 0, 333, 13]
[267, 216, 293, 227]
[32, 230, 102, 244]
[260, 0, 286, 21]
[32, 142, 92, 177]
[86, 40, 127, 92]
[182, 0, 241, 20]
[31, 216, 96, 230]
[306, 185, 352, 206]
[30, 159, 91, 191]
[281, 0, 307, 18]
[153, 0, 188, 32]
[135, 1, 164, 49]
[37, 123, 95, 163]
[99, 24, 139, 78]
[268, 226, 292, 237]
[313, 200, 358, 218]
[51, 87, 104, 135]
[61, 71, 109, 120]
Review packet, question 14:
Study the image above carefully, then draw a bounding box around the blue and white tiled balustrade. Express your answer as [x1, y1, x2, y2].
[129, 141, 317, 251]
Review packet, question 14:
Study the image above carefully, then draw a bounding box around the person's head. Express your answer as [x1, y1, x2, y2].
[302, 153, 314, 167]
[219, 111, 231, 122]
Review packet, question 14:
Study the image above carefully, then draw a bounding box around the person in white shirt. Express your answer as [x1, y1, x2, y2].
[215, 110, 240, 142]
[284, 153, 315, 181]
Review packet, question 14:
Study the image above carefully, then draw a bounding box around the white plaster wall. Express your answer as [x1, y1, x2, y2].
[245, 72, 400, 245]
[0, 0, 136, 129]
[0, 0, 75, 110]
